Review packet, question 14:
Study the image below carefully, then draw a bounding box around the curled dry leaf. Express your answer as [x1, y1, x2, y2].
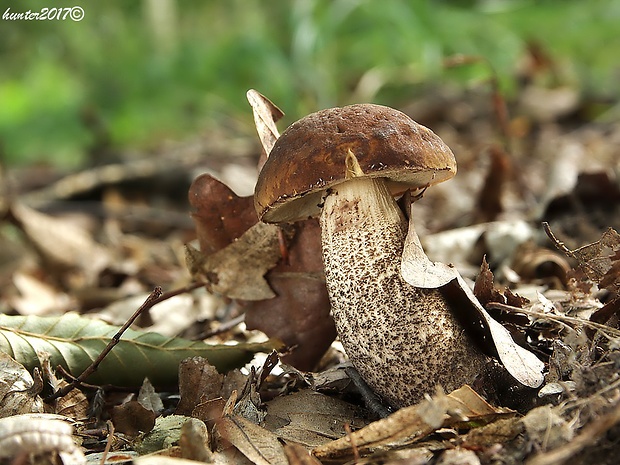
[0, 413, 85, 463]
[401, 209, 545, 389]
[246, 89, 285, 167]
[264, 389, 367, 448]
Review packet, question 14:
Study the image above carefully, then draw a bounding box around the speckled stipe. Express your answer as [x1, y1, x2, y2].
[320, 176, 488, 408]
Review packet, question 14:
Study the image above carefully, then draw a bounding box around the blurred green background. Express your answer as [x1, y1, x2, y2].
[1, 0, 618, 168]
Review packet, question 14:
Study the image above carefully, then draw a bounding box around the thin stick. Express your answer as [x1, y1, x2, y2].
[542, 222, 600, 277]
[45, 287, 162, 401]
[487, 302, 620, 339]
[100, 420, 115, 465]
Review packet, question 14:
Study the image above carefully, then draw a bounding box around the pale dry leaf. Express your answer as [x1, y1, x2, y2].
[187, 222, 281, 300]
[313, 385, 513, 461]
[246, 89, 284, 160]
[0, 413, 84, 463]
[437, 448, 481, 465]
[401, 211, 545, 389]
[9, 201, 110, 280]
[216, 414, 289, 465]
[179, 418, 213, 462]
[0, 351, 44, 417]
[522, 405, 573, 450]
[138, 378, 164, 414]
[11, 272, 72, 316]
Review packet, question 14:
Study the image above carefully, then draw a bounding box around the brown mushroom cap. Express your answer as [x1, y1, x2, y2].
[254, 103, 457, 223]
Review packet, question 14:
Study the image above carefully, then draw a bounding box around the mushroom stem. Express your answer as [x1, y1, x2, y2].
[320, 171, 487, 408]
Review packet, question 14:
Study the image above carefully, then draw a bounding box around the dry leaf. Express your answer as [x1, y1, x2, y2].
[8, 201, 110, 283]
[111, 400, 156, 436]
[264, 389, 366, 448]
[189, 173, 258, 257]
[216, 414, 288, 465]
[572, 227, 620, 293]
[179, 418, 213, 462]
[246, 89, 284, 167]
[284, 443, 323, 465]
[313, 385, 513, 461]
[188, 174, 334, 369]
[134, 415, 193, 455]
[0, 351, 45, 417]
[401, 210, 545, 389]
[187, 221, 282, 300]
[176, 357, 225, 416]
[138, 378, 164, 414]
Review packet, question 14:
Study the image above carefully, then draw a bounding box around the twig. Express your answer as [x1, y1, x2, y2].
[487, 302, 620, 339]
[100, 421, 115, 465]
[45, 286, 163, 401]
[45, 281, 207, 402]
[542, 222, 599, 277]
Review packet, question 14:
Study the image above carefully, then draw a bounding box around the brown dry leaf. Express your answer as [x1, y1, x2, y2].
[473, 257, 505, 307]
[246, 89, 284, 167]
[463, 416, 524, 448]
[187, 221, 282, 300]
[244, 220, 335, 371]
[572, 227, 620, 293]
[216, 414, 288, 465]
[111, 400, 156, 436]
[8, 201, 110, 283]
[313, 385, 513, 461]
[401, 210, 545, 389]
[264, 389, 366, 448]
[188, 174, 334, 370]
[189, 173, 258, 257]
[177, 356, 227, 416]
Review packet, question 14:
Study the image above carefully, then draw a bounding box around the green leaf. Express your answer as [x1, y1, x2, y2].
[0, 313, 281, 387]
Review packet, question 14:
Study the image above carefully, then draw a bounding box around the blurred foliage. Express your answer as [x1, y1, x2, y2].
[1, 0, 619, 167]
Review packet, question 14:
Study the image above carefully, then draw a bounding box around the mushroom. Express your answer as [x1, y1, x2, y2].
[254, 104, 489, 408]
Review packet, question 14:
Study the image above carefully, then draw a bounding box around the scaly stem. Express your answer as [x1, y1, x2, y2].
[320, 176, 487, 407]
